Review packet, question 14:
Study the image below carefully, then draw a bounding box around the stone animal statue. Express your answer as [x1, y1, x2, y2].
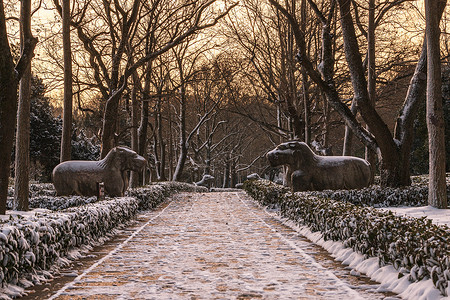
[266, 141, 371, 192]
[246, 173, 261, 180]
[52, 146, 147, 197]
[195, 174, 215, 187]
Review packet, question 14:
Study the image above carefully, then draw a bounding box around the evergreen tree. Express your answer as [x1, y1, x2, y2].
[29, 76, 62, 181]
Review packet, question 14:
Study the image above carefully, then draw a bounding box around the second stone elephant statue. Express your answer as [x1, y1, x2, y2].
[267, 141, 371, 192]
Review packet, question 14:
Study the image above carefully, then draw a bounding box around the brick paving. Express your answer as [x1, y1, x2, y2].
[44, 192, 388, 299]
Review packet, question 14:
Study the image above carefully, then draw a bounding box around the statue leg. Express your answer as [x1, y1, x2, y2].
[122, 170, 129, 195]
[284, 166, 293, 188]
[105, 173, 125, 197]
[72, 181, 83, 196]
[291, 170, 311, 192]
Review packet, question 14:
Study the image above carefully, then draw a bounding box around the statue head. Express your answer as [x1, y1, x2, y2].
[111, 146, 147, 172]
[267, 141, 315, 167]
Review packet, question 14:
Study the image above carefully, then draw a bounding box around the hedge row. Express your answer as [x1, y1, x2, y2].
[0, 182, 206, 291]
[306, 185, 431, 207]
[126, 182, 207, 210]
[6, 182, 207, 212]
[296, 174, 450, 208]
[0, 197, 139, 288]
[243, 179, 450, 296]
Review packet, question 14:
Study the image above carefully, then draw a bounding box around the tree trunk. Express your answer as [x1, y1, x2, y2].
[342, 100, 357, 155]
[230, 160, 237, 188]
[153, 110, 161, 181]
[277, 7, 302, 141]
[337, 0, 402, 187]
[300, 0, 310, 144]
[205, 138, 211, 175]
[425, 0, 447, 209]
[138, 63, 152, 185]
[322, 93, 331, 148]
[60, 0, 72, 162]
[173, 85, 187, 181]
[0, 72, 17, 215]
[302, 71, 311, 144]
[173, 143, 187, 182]
[222, 157, 230, 188]
[101, 91, 122, 158]
[130, 79, 140, 188]
[311, 1, 336, 151]
[14, 68, 31, 211]
[14, 0, 34, 211]
[168, 100, 174, 180]
[157, 97, 166, 181]
[138, 99, 149, 183]
[277, 105, 284, 141]
[0, 0, 36, 214]
[286, 1, 301, 140]
[365, 0, 376, 182]
[0, 65, 18, 214]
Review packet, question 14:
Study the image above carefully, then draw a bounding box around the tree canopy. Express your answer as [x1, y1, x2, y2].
[0, 0, 448, 212]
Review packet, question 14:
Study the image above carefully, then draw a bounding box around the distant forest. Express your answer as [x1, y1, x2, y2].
[0, 0, 449, 212]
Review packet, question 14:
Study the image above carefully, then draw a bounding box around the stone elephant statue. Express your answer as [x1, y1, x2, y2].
[52, 146, 147, 197]
[195, 174, 215, 187]
[266, 141, 371, 192]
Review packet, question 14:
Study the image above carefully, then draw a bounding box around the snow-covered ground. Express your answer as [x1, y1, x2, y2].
[379, 206, 450, 227]
[267, 204, 450, 300]
[1, 188, 448, 299]
[24, 192, 399, 299]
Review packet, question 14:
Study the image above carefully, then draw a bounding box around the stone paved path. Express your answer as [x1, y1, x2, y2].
[43, 192, 392, 299]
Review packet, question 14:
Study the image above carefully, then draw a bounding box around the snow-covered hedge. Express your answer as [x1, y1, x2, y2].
[126, 182, 207, 210]
[6, 182, 207, 212]
[0, 196, 139, 287]
[305, 185, 431, 207]
[0, 182, 205, 293]
[294, 174, 449, 208]
[243, 179, 450, 296]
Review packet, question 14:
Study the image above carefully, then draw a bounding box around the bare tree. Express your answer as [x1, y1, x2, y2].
[365, 0, 376, 181]
[189, 59, 234, 179]
[129, 69, 140, 187]
[425, 0, 447, 208]
[141, 55, 173, 182]
[60, 0, 72, 162]
[226, 0, 345, 146]
[269, 0, 447, 187]
[226, 1, 304, 140]
[137, 62, 153, 184]
[51, 0, 237, 158]
[172, 45, 224, 181]
[0, 0, 37, 214]
[300, 0, 311, 144]
[14, 0, 35, 211]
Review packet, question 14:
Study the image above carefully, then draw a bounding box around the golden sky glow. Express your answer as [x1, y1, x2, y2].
[5, 0, 449, 109]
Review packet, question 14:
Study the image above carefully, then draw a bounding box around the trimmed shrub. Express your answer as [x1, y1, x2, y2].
[303, 174, 449, 208]
[0, 182, 205, 291]
[244, 179, 450, 296]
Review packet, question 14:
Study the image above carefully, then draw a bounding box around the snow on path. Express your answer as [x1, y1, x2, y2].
[46, 192, 380, 299]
